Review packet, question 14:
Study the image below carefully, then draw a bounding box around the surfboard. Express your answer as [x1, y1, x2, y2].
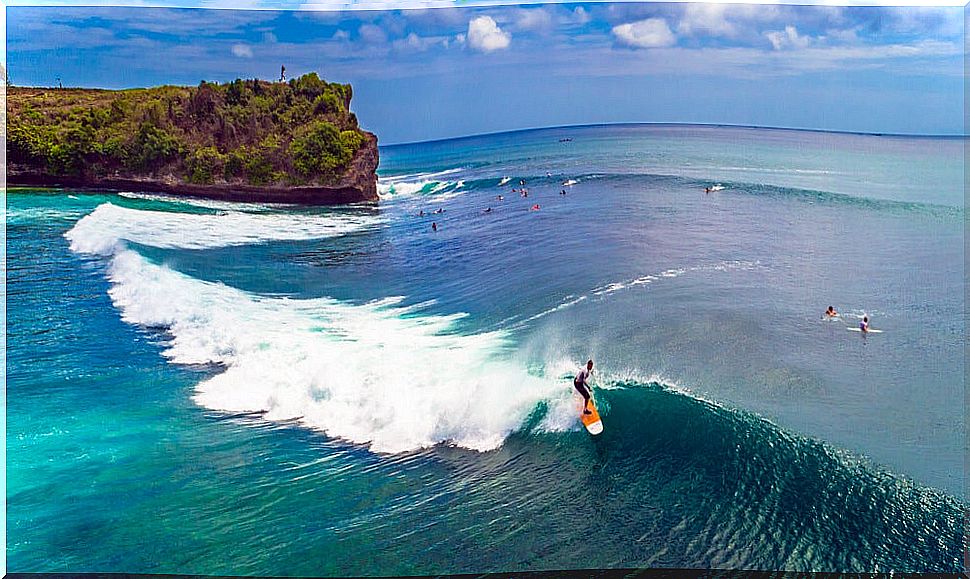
[581, 399, 604, 435]
[847, 327, 883, 333]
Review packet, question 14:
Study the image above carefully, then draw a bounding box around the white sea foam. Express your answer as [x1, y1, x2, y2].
[377, 168, 468, 199]
[65, 203, 381, 255]
[101, 248, 569, 453]
[117, 191, 284, 212]
[382, 168, 465, 184]
[7, 207, 86, 224]
[377, 178, 467, 203]
[378, 180, 450, 198]
[521, 261, 761, 324]
[592, 267, 687, 296]
[65, 203, 578, 453]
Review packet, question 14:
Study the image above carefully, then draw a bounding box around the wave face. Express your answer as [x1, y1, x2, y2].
[520, 382, 967, 572]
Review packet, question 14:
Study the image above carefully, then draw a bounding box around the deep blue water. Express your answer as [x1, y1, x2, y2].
[7, 125, 966, 574]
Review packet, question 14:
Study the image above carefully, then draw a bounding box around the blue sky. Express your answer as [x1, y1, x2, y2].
[7, 3, 965, 142]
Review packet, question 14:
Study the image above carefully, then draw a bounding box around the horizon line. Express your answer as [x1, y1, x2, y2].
[379, 121, 970, 147]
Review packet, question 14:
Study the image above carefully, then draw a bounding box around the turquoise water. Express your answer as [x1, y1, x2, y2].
[7, 125, 966, 573]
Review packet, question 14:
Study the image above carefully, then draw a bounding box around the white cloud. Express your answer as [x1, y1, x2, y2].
[467, 15, 510, 53]
[515, 8, 552, 33]
[359, 23, 387, 45]
[392, 31, 452, 52]
[766, 26, 811, 50]
[231, 43, 253, 58]
[263, 32, 278, 43]
[612, 18, 676, 49]
[332, 29, 350, 42]
[676, 4, 784, 40]
[677, 5, 736, 37]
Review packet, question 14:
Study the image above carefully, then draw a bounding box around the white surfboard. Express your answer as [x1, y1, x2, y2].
[847, 327, 883, 333]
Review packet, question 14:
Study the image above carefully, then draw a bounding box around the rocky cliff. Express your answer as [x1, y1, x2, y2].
[7, 73, 379, 205]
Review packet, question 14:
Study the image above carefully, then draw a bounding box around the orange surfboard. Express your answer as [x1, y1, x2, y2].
[580, 398, 604, 435]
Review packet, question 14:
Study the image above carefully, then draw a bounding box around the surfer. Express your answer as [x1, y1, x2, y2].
[859, 316, 869, 333]
[824, 306, 838, 318]
[432, 222, 437, 232]
[530, 204, 540, 211]
[497, 195, 504, 201]
[560, 189, 566, 195]
[574, 360, 594, 415]
[483, 207, 492, 214]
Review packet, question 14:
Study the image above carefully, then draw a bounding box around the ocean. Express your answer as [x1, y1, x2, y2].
[7, 124, 966, 574]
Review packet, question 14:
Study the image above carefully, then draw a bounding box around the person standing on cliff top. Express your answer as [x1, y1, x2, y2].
[280, 65, 286, 82]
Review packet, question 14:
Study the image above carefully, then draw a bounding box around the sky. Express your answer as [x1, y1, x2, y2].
[6, 3, 966, 142]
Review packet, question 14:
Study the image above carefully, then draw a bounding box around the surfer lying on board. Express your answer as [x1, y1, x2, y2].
[824, 306, 838, 318]
[574, 359, 594, 415]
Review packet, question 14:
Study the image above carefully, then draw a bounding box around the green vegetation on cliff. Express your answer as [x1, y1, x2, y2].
[8, 73, 370, 189]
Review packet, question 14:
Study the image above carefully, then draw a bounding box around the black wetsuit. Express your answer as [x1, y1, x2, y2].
[573, 369, 592, 401]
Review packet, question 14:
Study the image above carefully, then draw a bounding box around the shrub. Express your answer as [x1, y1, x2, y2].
[225, 79, 248, 106]
[44, 123, 97, 175]
[339, 129, 364, 153]
[7, 122, 49, 164]
[186, 146, 226, 184]
[289, 72, 327, 100]
[313, 92, 343, 115]
[129, 122, 182, 170]
[229, 144, 280, 186]
[289, 120, 354, 179]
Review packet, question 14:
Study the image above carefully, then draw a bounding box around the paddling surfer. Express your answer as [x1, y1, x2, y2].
[574, 359, 594, 415]
[824, 306, 838, 318]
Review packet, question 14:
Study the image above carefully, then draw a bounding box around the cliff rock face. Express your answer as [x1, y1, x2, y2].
[7, 74, 379, 205]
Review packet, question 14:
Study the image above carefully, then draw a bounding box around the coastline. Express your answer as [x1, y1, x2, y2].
[5, 173, 378, 205]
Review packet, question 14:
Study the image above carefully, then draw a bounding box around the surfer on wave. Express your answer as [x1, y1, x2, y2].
[574, 359, 594, 415]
